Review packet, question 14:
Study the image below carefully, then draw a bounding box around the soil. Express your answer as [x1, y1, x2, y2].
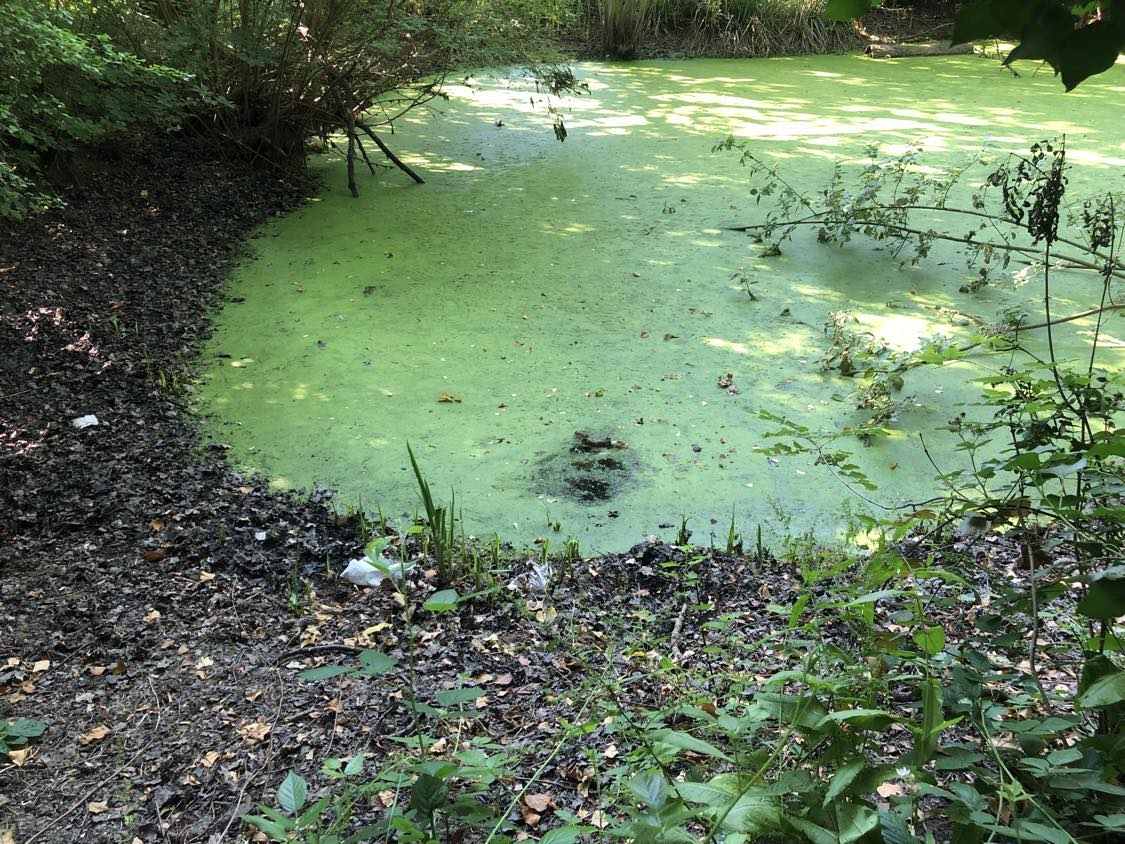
[0, 134, 1083, 842]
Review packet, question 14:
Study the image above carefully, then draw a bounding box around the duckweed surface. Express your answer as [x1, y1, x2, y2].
[200, 56, 1125, 552]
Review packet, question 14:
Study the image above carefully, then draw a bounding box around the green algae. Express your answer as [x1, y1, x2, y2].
[199, 54, 1125, 553]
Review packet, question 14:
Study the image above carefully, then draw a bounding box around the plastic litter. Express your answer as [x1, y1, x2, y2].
[341, 556, 411, 588]
[507, 560, 552, 593]
[71, 415, 99, 429]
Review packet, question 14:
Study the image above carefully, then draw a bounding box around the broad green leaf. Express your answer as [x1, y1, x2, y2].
[1011, 819, 1072, 844]
[835, 803, 880, 843]
[299, 664, 353, 681]
[816, 708, 898, 732]
[628, 769, 671, 808]
[434, 686, 485, 708]
[879, 808, 919, 844]
[1077, 568, 1125, 619]
[423, 588, 459, 612]
[1059, 21, 1125, 91]
[358, 649, 396, 675]
[5, 718, 46, 739]
[409, 772, 449, 816]
[651, 728, 732, 761]
[823, 758, 865, 807]
[277, 771, 308, 814]
[1077, 670, 1125, 709]
[913, 625, 946, 656]
[242, 813, 294, 839]
[539, 826, 596, 844]
[344, 753, 365, 776]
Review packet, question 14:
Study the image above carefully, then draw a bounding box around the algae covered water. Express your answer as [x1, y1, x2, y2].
[199, 55, 1125, 552]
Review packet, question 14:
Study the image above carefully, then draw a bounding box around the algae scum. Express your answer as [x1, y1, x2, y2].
[200, 56, 1125, 552]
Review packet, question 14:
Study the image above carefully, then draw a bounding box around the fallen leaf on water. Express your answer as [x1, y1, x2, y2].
[663, 333, 679, 341]
[80, 725, 111, 745]
[437, 392, 463, 403]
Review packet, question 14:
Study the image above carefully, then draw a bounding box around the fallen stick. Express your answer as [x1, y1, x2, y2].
[866, 42, 973, 58]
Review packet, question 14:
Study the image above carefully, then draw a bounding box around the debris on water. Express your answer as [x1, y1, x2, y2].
[71, 414, 99, 429]
[717, 373, 734, 389]
[572, 431, 627, 452]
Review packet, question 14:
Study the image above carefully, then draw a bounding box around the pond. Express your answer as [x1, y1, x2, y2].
[198, 55, 1125, 553]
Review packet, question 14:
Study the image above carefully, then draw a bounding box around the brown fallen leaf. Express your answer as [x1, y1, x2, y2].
[717, 373, 734, 389]
[200, 750, 221, 768]
[87, 801, 109, 814]
[437, 392, 463, 403]
[32, 659, 50, 673]
[9, 747, 33, 767]
[143, 609, 161, 624]
[199, 571, 216, 582]
[239, 721, 272, 744]
[144, 549, 166, 563]
[523, 793, 554, 813]
[80, 725, 111, 745]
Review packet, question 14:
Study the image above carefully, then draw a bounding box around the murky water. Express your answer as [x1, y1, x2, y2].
[199, 56, 1124, 553]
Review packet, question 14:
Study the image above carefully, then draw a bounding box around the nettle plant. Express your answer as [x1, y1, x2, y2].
[710, 138, 1125, 839]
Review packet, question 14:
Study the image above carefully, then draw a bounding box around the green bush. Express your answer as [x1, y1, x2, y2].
[0, 1, 198, 218]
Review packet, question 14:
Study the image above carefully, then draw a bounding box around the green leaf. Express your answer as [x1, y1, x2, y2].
[816, 708, 898, 731]
[409, 772, 448, 816]
[423, 589, 459, 612]
[836, 803, 880, 843]
[539, 827, 596, 843]
[1011, 819, 1071, 844]
[913, 625, 946, 656]
[1077, 568, 1125, 619]
[5, 718, 46, 739]
[358, 649, 397, 675]
[628, 769, 671, 808]
[1059, 21, 1125, 91]
[879, 808, 919, 844]
[242, 812, 294, 839]
[651, 728, 732, 761]
[299, 664, 353, 681]
[277, 771, 308, 814]
[823, 758, 865, 807]
[344, 753, 365, 776]
[434, 686, 485, 708]
[823, 0, 883, 21]
[1077, 669, 1125, 709]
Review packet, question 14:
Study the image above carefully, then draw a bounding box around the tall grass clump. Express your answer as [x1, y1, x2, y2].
[585, 0, 860, 58]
